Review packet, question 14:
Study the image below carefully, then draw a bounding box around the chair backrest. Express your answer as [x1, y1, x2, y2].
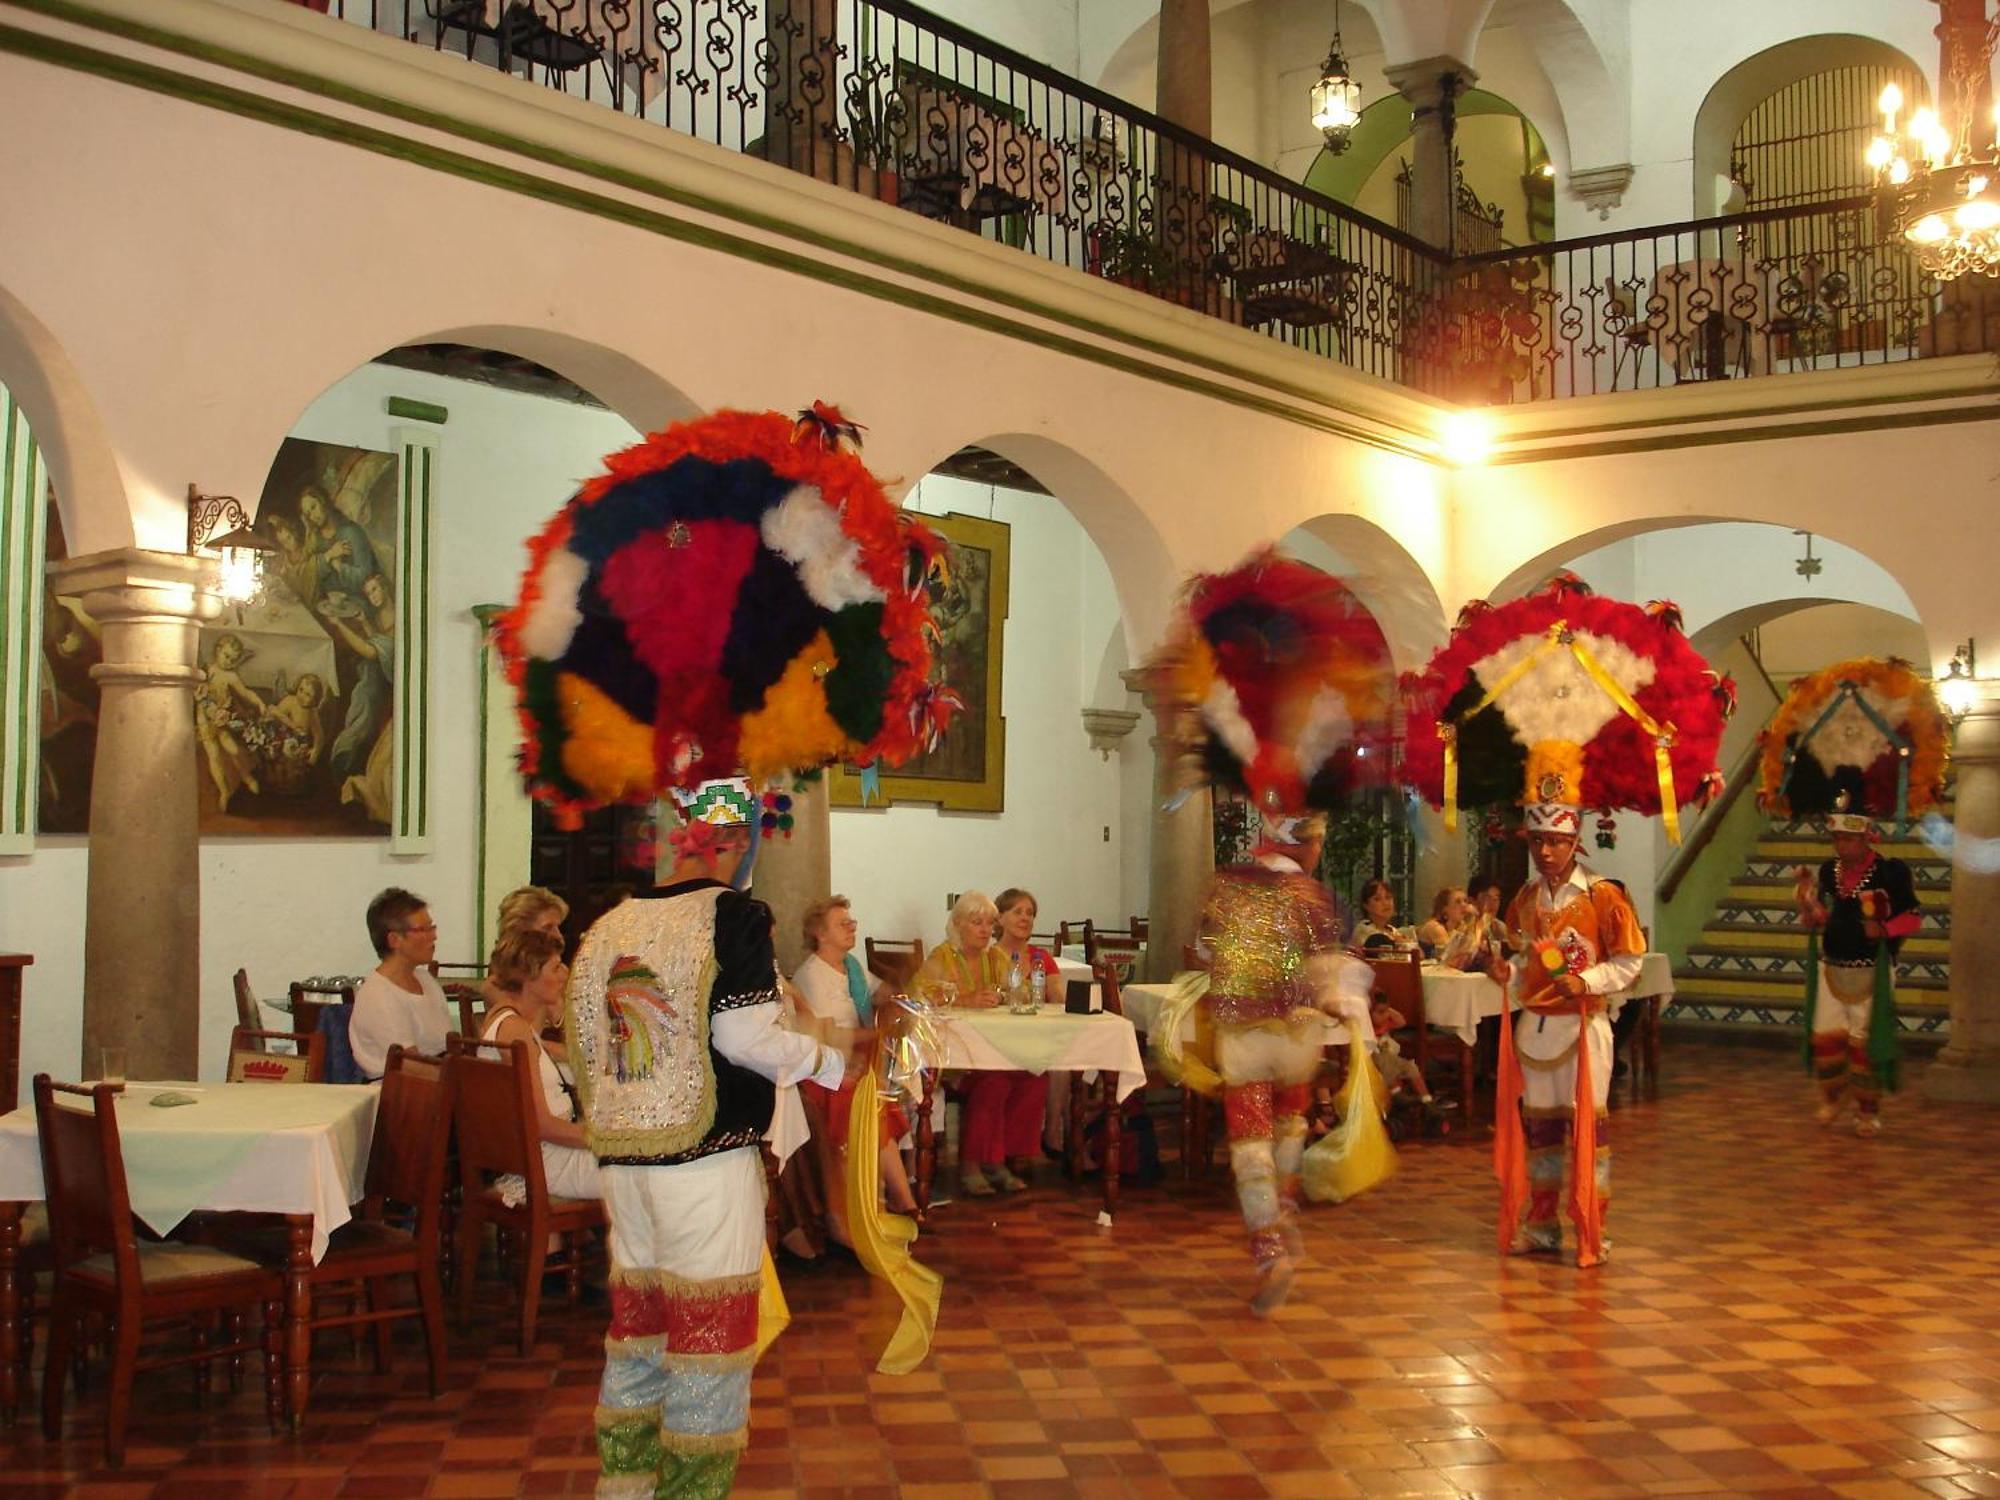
[1091, 960, 1125, 1017]
[445, 1036, 546, 1197]
[33, 1075, 137, 1283]
[226, 1025, 326, 1084]
[1056, 920, 1093, 951]
[289, 979, 356, 1007]
[442, 981, 485, 1038]
[1130, 917, 1150, 943]
[316, 1005, 366, 1085]
[1180, 943, 1209, 972]
[865, 937, 924, 989]
[1086, 932, 1143, 982]
[231, 968, 262, 1033]
[364, 1045, 452, 1234]
[1367, 951, 1425, 1030]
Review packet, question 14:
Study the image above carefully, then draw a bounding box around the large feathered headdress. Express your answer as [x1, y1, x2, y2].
[1755, 656, 1948, 831]
[1147, 549, 1394, 841]
[1401, 576, 1732, 844]
[497, 405, 956, 828]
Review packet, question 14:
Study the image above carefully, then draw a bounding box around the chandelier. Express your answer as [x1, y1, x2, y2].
[1309, 0, 1362, 154]
[1866, 0, 2000, 280]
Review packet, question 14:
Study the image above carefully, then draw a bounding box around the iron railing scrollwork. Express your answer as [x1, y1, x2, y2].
[303, 0, 1997, 403]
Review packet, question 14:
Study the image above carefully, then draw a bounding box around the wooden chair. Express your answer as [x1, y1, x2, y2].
[286, 979, 354, 1039]
[1367, 951, 1477, 1124]
[225, 1047, 451, 1392]
[231, 968, 263, 1034]
[1180, 943, 1208, 972]
[1130, 918, 1151, 944]
[226, 1026, 326, 1084]
[430, 962, 487, 1034]
[864, 937, 924, 990]
[1056, 920, 1093, 952]
[446, 1037, 605, 1354]
[34, 1077, 283, 1464]
[1085, 931, 1144, 984]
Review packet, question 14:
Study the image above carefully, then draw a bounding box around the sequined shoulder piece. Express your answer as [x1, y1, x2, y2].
[565, 890, 722, 1160]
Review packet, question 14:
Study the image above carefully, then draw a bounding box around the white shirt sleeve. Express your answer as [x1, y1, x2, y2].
[1308, 952, 1377, 1041]
[1580, 951, 1645, 997]
[713, 1000, 844, 1089]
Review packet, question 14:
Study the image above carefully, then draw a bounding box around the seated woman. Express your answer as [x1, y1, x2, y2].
[993, 888, 1059, 1174]
[1350, 878, 1414, 954]
[481, 926, 600, 1202]
[1416, 886, 1484, 970]
[480, 885, 569, 1062]
[1469, 877, 1513, 955]
[913, 892, 1036, 1197]
[791, 896, 918, 1235]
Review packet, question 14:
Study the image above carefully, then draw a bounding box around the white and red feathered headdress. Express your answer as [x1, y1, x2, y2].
[1402, 577, 1732, 844]
[1756, 657, 1948, 833]
[1147, 549, 1394, 842]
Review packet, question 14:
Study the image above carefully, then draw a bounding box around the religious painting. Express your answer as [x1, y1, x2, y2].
[829, 510, 1008, 813]
[195, 440, 400, 835]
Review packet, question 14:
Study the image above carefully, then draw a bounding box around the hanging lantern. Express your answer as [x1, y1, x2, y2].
[1309, 1, 1362, 154]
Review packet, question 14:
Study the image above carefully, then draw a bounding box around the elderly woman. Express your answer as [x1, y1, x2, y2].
[791, 896, 918, 1236]
[481, 926, 600, 1201]
[914, 891, 1038, 1197]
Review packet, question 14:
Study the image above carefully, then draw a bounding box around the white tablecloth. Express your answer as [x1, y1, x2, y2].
[0, 1082, 379, 1263]
[1120, 981, 1350, 1048]
[1420, 952, 1673, 1044]
[934, 1007, 1146, 1102]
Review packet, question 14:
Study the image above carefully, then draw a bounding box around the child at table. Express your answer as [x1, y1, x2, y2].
[1367, 1000, 1444, 1111]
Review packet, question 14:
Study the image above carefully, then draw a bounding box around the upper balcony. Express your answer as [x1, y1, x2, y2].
[274, 2, 2000, 402]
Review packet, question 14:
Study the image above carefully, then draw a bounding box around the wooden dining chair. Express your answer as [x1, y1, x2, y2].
[1368, 951, 1476, 1121]
[34, 1076, 284, 1464]
[864, 937, 924, 990]
[227, 1046, 451, 1392]
[1085, 931, 1144, 984]
[226, 1025, 326, 1084]
[231, 968, 263, 1034]
[445, 1036, 605, 1354]
[1130, 917, 1151, 944]
[1055, 919, 1094, 952]
[286, 979, 355, 1040]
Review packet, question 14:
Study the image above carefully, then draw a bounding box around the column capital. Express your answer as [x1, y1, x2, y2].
[47, 547, 220, 690]
[1382, 56, 1479, 111]
[1947, 683, 2000, 766]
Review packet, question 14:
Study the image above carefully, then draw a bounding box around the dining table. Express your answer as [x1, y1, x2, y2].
[912, 1003, 1144, 1223]
[0, 1080, 380, 1426]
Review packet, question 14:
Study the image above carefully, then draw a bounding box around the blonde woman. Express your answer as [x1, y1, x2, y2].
[913, 892, 1038, 1196]
[482, 926, 600, 1201]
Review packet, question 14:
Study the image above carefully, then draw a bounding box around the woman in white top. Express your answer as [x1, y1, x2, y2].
[481, 926, 601, 1202]
[791, 896, 915, 1234]
[350, 887, 452, 1080]
[1350, 878, 1416, 955]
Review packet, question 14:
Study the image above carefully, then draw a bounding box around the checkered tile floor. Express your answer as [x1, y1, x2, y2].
[7, 1042, 2000, 1498]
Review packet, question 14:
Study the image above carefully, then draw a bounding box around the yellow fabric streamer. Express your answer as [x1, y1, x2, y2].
[1150, 972, 1224, 1097]
[753, 1246, 789, 1362]
[1301, 1037, 1396, 1204]
[1440, 725, 1459, 833]
[1564, 635, 1681, 845]
[844, 1069, 943, 1375]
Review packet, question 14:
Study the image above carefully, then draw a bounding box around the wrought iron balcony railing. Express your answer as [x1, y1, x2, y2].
[299, 0, 1999, 403]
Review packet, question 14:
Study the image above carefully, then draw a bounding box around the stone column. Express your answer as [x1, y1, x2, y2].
[1129, 674, 1211, 982]
[1928, 682, 2000, 1102]
[1384, 57, 1476, 252]
[49, 548, 219, 1082]
[753, 776, 831, 981]
[1155, 0, 1211, 135]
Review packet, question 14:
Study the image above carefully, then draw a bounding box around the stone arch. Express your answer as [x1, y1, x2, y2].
[1690, 34, 1929, 215]
[1281, 513, 1451, 673]
[887, 431, 1178, 659]
[0, 283, 132, 553]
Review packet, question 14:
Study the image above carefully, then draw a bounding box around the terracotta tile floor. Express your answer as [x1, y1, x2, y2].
[7, 1043, 2000, 1498]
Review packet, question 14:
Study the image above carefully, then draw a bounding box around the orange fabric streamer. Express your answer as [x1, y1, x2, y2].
[1492, 991, 1528, 1255]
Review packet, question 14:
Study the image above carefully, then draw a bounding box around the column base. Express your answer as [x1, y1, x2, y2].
[1923, 1045, 2000, 1105]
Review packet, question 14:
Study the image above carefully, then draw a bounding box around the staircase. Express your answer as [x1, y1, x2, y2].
[1666, 811, 1954, 1040]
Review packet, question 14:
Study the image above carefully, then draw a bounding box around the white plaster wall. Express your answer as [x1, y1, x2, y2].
[1757, 602, 1932, 681]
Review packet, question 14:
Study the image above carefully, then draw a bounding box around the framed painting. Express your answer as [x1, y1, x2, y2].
[829, 510, 1008, 812]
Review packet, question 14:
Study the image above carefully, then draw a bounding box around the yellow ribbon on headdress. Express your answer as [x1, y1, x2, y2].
[1439, 621, 1683, 844]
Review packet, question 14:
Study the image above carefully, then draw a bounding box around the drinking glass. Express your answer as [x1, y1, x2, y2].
[932, 980, 958, 1011]
[100, 1047, 127, 1083]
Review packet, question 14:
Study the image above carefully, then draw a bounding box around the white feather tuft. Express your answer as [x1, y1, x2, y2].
[1293, 685, 1357, 782]
[762, 484, 884, 611]
[1201, 680, 1258, 768]
[516, 547, 588, 661]
[1471, 630, 1657, 747]
[1806, 687, 1911, 774]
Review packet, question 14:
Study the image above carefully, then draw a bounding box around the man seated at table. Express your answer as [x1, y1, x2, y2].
[350, 886, 451, 1080]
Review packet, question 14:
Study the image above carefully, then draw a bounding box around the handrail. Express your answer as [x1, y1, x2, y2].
[1456, 194, 1877, 265]
[1658, 738, 1763, 904]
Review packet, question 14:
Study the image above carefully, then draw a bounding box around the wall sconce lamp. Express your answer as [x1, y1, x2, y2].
[187, 483, 279, 604]
[1939, 640, 1978, 722]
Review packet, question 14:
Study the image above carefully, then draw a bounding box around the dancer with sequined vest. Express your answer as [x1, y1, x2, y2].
[1754, 657, 1949, 1141]
[1146, 550, 1394, 1316]
[569, 781, 845, 1496]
